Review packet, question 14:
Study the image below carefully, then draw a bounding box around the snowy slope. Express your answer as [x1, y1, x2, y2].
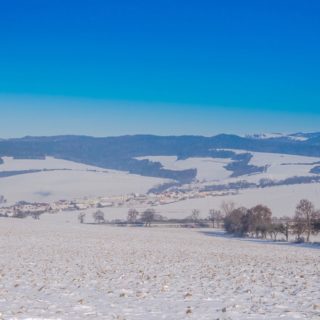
[0, 219, 318, 319]
[0, 157, 169, 204]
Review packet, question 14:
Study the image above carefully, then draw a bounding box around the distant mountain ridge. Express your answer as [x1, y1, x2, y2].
[0, 133, 319, 183]
[245, 132, 320, 142]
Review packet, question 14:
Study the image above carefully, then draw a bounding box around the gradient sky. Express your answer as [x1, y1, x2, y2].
[0, 0, 319, 137]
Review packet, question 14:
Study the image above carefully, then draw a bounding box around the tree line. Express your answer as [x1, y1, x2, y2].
[217, 199, 320, 242]
[81, 199, 320, 243]
[79, 208, 159, 227]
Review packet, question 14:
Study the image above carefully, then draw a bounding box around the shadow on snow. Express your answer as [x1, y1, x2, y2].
[199, 230, 320, 250]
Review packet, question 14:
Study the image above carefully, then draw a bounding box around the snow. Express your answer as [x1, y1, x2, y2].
[0, 156, 109, 171]
[209, 150, 320, 185]
[137, 156, 232, 181]
[138, 152, 320, 185]
[1, 155, 320, 221]
[70, 183, 320, 221]
[246, 132, 287, 139]
[245, 151, 319, 183]
[245, 133, 309, 141]
[0, 218, 319, 319]
[1, 154, 319, 319]
[248, 152, 319, 167]
[289, 136, 309, 141]
[0, 158, 169, 205]
[153, 183, 320, 219]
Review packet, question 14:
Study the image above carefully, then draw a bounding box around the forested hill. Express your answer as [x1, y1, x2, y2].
[0, 133, 319, 183]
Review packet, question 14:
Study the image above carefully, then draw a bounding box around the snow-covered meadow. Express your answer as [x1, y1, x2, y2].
[0, 217, 319, 320]
[0, 157, 169, 205]
[139, 151, 320, 184]
[1, 154, 319, 320]
[1, 154, 320, 219]
[137, 156, 232, 182]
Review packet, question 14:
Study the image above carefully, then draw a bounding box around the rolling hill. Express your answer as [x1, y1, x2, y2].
[0, 133, 320, 216]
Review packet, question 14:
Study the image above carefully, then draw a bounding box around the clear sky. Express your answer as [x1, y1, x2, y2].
[0, 0, 319, 137]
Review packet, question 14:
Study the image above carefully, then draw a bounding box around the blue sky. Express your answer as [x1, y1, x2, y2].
[0, 0, 319, 137]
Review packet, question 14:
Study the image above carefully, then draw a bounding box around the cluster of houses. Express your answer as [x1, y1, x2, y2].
[0, 189, 237, 218]
[0, 201, 52, 218]
[0, 198, 111, 218]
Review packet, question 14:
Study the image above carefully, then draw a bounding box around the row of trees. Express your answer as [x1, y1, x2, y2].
[81, 199, 320, 242]
[127, 208, 156, 227]
[78, 208, 158, 226]
[222, 199, 320, 242]
[184, 199, 320, 242]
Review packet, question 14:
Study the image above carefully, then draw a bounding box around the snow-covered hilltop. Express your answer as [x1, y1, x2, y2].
[245, 132, 306, 141]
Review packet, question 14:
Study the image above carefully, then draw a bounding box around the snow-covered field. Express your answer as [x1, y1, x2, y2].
[1, 155, 320, 219]
[138, 152, 320, 184]
[238, 151, 319, 182]
[0, 157, 169, 205]
[0, 156, 105, 171]
[137, 156, 232, 181]
[154, 183, 320, 219]
[71, 183, 320, 221]
[0, 217, 319, 320]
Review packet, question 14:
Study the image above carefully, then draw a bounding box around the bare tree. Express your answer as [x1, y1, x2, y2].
[293, 199, 316, 242]
[223, 204, 273, 238]
[191, 209, 200, 223]
[127, 208, 139, 224]
[313, 212, 320, 233]
[278, 216, 291, 241]
[221, 201, 235, 217]
[208, 209, 222, 228]
[140, 208, 155, 227]
[93, 210, 105, 224]
[224, 207, 247, 235]
[268, 222, 283, 241]
[78, 212, 86, 224]
[249, 205, 272, 239]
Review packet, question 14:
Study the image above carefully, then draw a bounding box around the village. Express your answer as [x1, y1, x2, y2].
[0, 189, 237, 218]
